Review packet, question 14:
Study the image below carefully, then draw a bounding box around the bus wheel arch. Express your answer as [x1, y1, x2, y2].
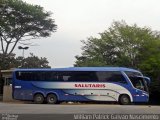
[118, 94, 131, 105]
[33, 93, 45, 104]
[46, 93, 58, 104]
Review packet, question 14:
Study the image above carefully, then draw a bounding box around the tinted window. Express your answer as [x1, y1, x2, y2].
[15, 71, 98, 82]
[129, 77, 148, 92]
[16, 71, 126, 83]
[125, 71, 142, 77]
[96, 71, 127, 83]
[57, 71, 98, 82]
[16, 71, 57, 81]
[125, 72, 149, 92]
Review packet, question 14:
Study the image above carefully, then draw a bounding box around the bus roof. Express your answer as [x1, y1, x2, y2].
[14, 67, 140, 73]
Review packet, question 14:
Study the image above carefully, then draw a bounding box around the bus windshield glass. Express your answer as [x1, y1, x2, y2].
[125, 71, 149, 92]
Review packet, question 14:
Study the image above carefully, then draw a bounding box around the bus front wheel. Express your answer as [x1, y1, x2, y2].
[34, 93, 44, 104]
[119, 94, 130, 105]
[46, 94, 58, 104]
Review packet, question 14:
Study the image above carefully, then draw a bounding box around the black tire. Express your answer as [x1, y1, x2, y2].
[46, 94, 58, 104]
[119, 95, 130, 105]
[34, 94, 44, 104]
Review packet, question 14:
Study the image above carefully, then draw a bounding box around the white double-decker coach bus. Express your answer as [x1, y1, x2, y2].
[12, 67, 150, 105]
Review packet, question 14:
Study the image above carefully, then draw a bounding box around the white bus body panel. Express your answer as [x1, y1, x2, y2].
[33, 82, 133, 102]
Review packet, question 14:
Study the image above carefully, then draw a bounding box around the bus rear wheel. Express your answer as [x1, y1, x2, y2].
[119, 95, 130, 105]
[34, 93, 44, 104]
[47, 94, 58, 104]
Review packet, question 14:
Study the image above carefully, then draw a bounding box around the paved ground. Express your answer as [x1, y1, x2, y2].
[0, 102, 160, 114]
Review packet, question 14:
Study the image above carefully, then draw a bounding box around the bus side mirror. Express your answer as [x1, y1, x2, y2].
[137, 76, 151, 87]
[143, 76, 151, 86]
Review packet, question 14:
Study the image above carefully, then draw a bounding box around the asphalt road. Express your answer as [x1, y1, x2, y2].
[0, 102, 160, 114]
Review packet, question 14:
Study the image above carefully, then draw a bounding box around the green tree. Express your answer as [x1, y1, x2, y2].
[0, 0, 57, 55]
[0, 53, 17, 69]
[16, 53, 51, 68]
[75, 21, 159, 68]
[0, 53, 51, 69]
[138, 39, 160, 94]
[75, 21, 160, 94]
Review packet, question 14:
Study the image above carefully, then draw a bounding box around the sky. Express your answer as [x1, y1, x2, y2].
[15, 0, 160, 68]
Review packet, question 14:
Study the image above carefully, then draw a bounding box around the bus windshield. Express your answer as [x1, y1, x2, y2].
[129, 76, 149, 92]
[125, 71, 149, 93]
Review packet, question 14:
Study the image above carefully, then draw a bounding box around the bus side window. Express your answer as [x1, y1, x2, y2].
[46, 72, 58, 81]
[75, 75, 90, 81]
[96, 71, 127, 83]
[108, 74, 127, 83]
[74, 72, 98, 82]
[56, 71, 98, 82]
[57, 75, 64, 81]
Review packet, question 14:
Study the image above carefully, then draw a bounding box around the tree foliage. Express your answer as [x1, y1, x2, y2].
[0, 0, 57, 55]
[75, 21, 160, 67]
[0, 53, 16, 69]
[0, 53, 51, 69]
[75, 20, 160, 93]
[17, 53, 51, 68]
